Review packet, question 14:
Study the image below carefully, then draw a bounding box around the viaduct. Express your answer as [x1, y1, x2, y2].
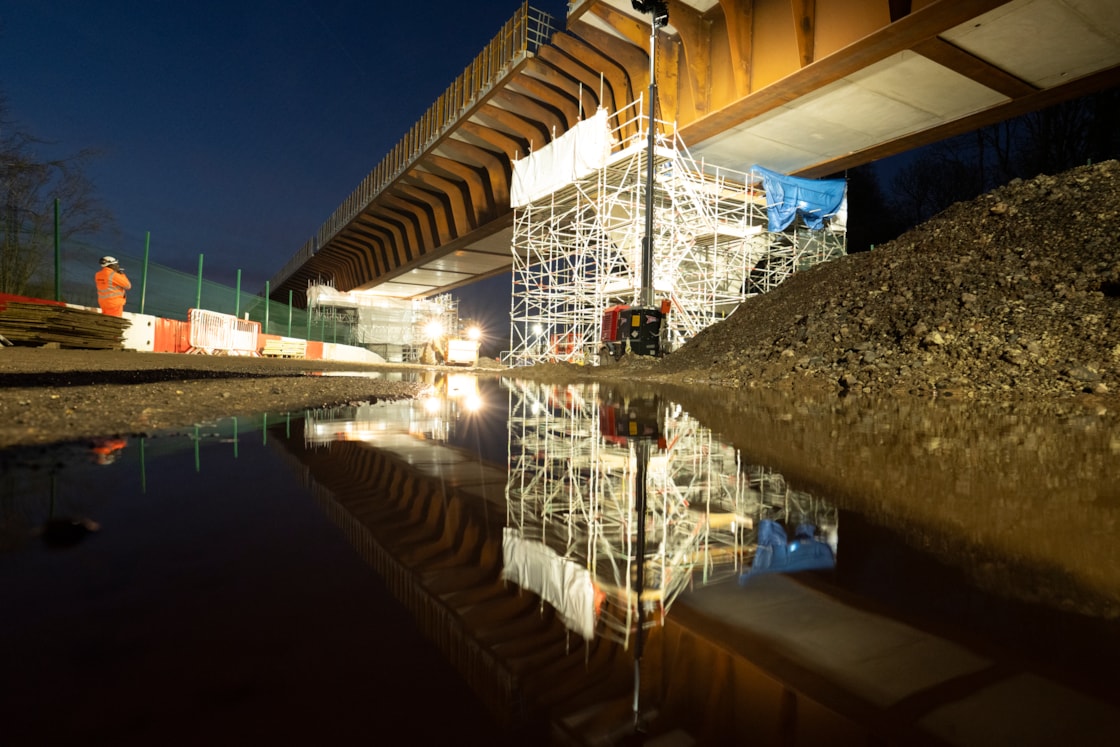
[268, 0, 1120, 306]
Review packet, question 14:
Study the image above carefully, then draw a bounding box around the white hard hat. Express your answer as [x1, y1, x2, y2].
[100, 256, 118, 267]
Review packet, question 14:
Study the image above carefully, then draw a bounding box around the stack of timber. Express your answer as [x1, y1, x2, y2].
[0, 298, 130, 349]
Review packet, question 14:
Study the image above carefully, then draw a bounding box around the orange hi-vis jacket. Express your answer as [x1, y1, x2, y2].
[95, 266, 131, 316]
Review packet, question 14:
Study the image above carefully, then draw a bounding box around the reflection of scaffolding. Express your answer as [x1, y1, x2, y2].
[503, 380, 837, 648]
[508, 100, 846, 365]
[306, 283, 460, 361]
[303, 372, 478, 447]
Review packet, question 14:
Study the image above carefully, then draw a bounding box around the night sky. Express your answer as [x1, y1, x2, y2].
[1, 0, 567, 312]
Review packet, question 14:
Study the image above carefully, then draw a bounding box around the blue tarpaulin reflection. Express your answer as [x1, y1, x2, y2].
[739, 519, 836, 584]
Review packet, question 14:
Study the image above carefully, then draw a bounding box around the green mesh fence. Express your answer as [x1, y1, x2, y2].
[10, 230, 382, 348]
[44, 238, 343, 342]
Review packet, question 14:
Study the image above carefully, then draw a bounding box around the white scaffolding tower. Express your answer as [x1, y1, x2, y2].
[306, 282, 460, 361]
[507, 99, 846, 365]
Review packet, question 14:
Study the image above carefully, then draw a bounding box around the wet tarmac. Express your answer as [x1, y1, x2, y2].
[2, 374, 1118, 745]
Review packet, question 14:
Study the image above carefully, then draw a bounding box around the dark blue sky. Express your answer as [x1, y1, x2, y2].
[1, 0, 566, 305]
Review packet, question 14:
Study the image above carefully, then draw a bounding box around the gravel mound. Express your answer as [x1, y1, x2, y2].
[658, 160, 1120, 401]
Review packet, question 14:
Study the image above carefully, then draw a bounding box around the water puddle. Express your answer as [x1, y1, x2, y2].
[2, 373, 1118, 744]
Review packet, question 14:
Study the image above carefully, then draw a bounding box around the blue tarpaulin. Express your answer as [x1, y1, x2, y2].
[754, 165, 846, 232]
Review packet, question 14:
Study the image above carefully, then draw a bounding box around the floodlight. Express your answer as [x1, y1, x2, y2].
[632, 0, 668, 27]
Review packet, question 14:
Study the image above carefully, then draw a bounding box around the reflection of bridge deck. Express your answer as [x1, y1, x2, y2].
[275, 406, 1120, 745]
[270, 0, 1120, 305]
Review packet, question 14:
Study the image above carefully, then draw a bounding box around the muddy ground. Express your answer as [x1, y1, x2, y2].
[0, 348, 432, 449]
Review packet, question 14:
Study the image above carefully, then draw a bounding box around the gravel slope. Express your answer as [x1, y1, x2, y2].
[656, 160, 1120, 402]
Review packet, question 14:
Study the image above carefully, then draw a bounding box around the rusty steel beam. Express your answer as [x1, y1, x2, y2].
[530, 50, 603, 118]
[379, 195, 435, 255]
[389, 185, 453, 246]
[488, 88, 567, 146]
[435, 137, 511, 209]
[473, 103, 548, 155]
[679, 0, 1017, 144]
[457, 120, 527, 161]
[424, 155, 491, 223]
[550, 31, 637, 138]
[393, 184, 454, 245]
[403, 170, 476, 237]
[513, 58, 590, 123]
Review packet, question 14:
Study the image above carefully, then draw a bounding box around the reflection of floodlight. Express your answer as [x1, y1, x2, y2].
[463, 393, 483, 413]
[424, 320, 444, 340]
[467, 325, 482, 341]
[423, 396, 442, 415]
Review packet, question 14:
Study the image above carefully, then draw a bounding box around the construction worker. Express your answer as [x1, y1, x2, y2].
[95, 256, 131, 316]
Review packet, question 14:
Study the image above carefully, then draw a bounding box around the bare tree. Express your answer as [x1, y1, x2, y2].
[887, 88, 1120, 230]
[842, 163, 904, 253]
[1016, 89, 1120, 176]
[1, 94, 111, 296]
[888, 140, 988, 228]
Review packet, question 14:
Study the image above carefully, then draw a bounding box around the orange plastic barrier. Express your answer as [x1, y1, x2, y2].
[152, 318, 189, 353]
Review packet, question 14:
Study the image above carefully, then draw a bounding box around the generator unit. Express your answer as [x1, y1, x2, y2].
[601, 302, 667, 360]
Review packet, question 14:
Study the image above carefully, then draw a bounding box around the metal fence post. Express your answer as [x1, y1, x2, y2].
[140, 232, 150, 314]
[196, 254, 204, 310]
[53, 199, 61, 301]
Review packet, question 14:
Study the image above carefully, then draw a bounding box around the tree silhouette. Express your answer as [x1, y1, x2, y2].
[1, 94, 111, 296]
[886, 88, 1120, 231]
[842, 163, 904, 253]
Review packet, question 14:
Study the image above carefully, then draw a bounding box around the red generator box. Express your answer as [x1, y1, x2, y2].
[600, 304, 629, 342]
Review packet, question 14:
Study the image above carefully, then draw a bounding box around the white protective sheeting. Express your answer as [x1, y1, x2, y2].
[510, 108, 613, 208]
[320, 342, 385, 363]
[502, 527, 597, 640]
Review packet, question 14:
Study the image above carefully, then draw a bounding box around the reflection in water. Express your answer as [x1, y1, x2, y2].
[39, 516, 101, 548]
[292, 375, 1119, 742]
[90, 436, 128, 465]
[0, 412, 507, 745]
[9, 373, 1116, 743]
[739, 518, 835, 582]
[292, 374, 856, 738]
[502, 380, 837, 647]
[306, 371, 481, 445]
